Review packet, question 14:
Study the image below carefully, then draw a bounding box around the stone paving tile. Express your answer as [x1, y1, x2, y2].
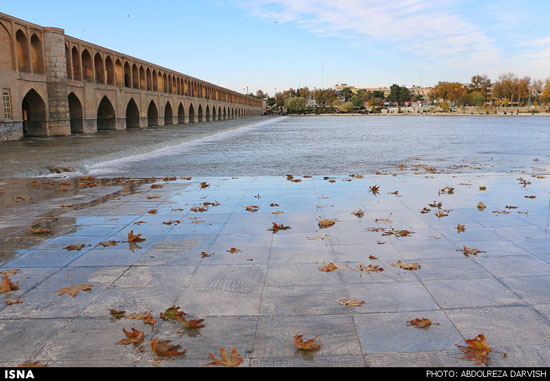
[266, 263, 343, 287]
[343, 282, 438, 313]
[174, 288, 262, 317]
[189, 264, 267, 291]
[3, 249, 86, 268]
[447, 306, 550, 347]
[253, 315, 362, 359]
[111, 265, 196, 289]
[354, 310, 464, 353]
[338, 261, 418, 284]
[413, 258, 493, 281]
[363, 351, 472, 367]
[474, 255, 550, 277]
[423, 278, 523, 309]
[500, 276, 550, 305]
[250, 355, 366, 367]
[260, 285, 349, 316]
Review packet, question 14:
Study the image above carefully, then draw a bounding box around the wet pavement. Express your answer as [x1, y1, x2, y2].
[0, 173, 549, 367]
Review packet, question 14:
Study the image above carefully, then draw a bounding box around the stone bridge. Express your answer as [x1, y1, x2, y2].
[0, 13, 265, 142]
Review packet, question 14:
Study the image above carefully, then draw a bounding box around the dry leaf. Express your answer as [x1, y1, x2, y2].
[456, 334, 493, 365]
[318, 219, 337, 229]
[29, 227, 51, 234]
[392, 261, 421, 271]
[201, 252, 214, 258]
[245, 205, 259, 212]
[200, 182, 210, 189]
[477, 202, 487, 210]
[407, 318, 440, 329]
[55, 284, 93, 297]
[64, 244, 86, 251]
[352, 209, 365, 218]
[150, 339, 186, 357]
[128, 231, 146, 242]
[5, 296, 22, 306]
[226, 248, 241, 254]
[98, 241, 118, 247]
[268, 222, 292, 233]
[369, 185, 380, 195]
[205, 348, 243, 367]
[457, 224, 466, 232]
[18, 361, 47, 367]
[319, 263, 338, 272]
[126, 311, 156, 326]
[294, 334, 321, 351]
[458, 246, 486, 258]
[1, 275, 19, 293]
[109, 309, 126, 319]
[116, 328, 144, 345]
[356, 264, 384, 273]
[0, 269, 20, 276]
[339, 298, 365, 307]
[160, 305, 187, 321]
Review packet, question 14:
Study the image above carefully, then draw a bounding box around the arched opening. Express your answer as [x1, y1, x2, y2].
[0, 23, 13, 70]
[68, 93, 83, 134]
[212, 107, 217, 121]
[178, 103, 185, 125]
[105, 56, 115, 85]
[139, 66, 145, 90]
[147, 101, 158, 127]
[115, 59, 123, 86]
[168, 76, 172, 94]
[218, 106, 221, 120]
[30, 34, 44, 74]
[189, 104, 195, 123]
[223, 107, 227, 120]
[146, 68, 152, 91]
[71, 47, 81, 80]
[124, 62, 131, 88]
[97, 96, 116, 130]
[164, 102, 173, 125]
[94, 53, 104, 84]
[158, 72, 163, 93]
[205, 105, 210, 122]
[22, 89, 47, 137]
[198, 105, 204, 122]
[82, 49, 93, 81]
[16, 30, 30, 72]
[65, 44, 72, 79]
[132, 64, 139, 89]
[126, 98, 140, 129]
[153, 70, 158, 92]
[163, 74, 168, 93]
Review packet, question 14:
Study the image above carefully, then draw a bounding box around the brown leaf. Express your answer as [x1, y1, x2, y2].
[180, 317, 205, 328]
[150, 339, 186, 357]
[319, 263, 338, 272]
[318, 219, 337, 229]
[294, 333, 321, 351]
[116, 328, 144, 345]
[0, 269, 20, 276]
[458, 246, 486, 258]
[267, 222, 292, 233]
[0, 275, 19, 293]
[339, 298, 365, 307]
[352, 209, 365, 218]
[407, 318, 440, 329]
[456, 334, 493, 365]
[160, 305, 187, 321]
[201, 252, 214, 258]
[126, 311, 156, 326]
[457, 224, 466, 232]
[64, 244, 86, 251]
[55, 284, 93, 297]
[477, 202, 487, 210]
[369, 185, 380, 195]
[29, 227, 51, 234]
[109, 309, 126, 319]
[200, 182, 210, 189]
[98, 240, 119, 247]
[18, 361, 47, 367]
[205, 348, 243, 367]
[5, 296, 22, 306]
[392, 261, 421, 271]
[147, 209, 158, 215]
[356, 264, 384, 273]
[226, 248, 241, 254]
[128, 231, 146, 242]
[151, 184, 163, 189]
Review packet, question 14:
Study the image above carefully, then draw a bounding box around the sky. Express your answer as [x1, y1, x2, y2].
[1, 0, 549, 95]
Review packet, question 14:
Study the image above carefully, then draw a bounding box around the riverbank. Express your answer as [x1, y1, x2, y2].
[0, 173, 549, 366]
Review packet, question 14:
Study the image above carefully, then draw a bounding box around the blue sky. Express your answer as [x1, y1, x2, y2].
[2, 0, 549, 95]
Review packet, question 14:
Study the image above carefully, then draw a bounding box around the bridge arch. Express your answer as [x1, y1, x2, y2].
[105, 56, 115, 85]
[164, 101, 173, 125]
[146, 68, 152, 91]
[115, 59, 123, 86]
[132, 64, 139, 89]
[147, 100, 158, 127]
[30, 34, 44, 74]
[223, 107, 226, 120]
[124, 62, 131, 88]
[16, 30, 30, 72]
[65, 44, 72, 79]
[198, 104, 204, 122]
[178, 103, 185, 125]
[126, 98, 140, 129]
[0, 22, 13, 70]
[212, 106, 217, 121]
[97, 96, 116, 130]
[68, 92, 83, 134]
[82, 49, 93, 81]
[22, 89, 47, 136]
[152, 70, 158, 92]
[188, 104, 195, 123]
[71, 47, 81, 80]
[205, 105, 210, 122]
[139, 66, 145, 90]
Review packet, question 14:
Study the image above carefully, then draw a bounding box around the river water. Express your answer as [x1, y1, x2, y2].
[0, 116, 548, 178]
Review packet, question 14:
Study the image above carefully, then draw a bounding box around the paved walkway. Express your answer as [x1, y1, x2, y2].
[0, 174, 549, 367]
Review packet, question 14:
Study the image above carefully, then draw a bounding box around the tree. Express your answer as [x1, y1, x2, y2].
[284, 97, 306, 113]
[339, 102, 354, 112]
[350, 95, 364, 108]
[469, 75, 491, 96]
[542, 79, 550, 105]
[339, 87, 354, 102]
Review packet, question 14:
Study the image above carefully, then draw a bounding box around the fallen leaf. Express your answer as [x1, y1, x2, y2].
[457, 224, 466, 232]
[392, 261, 421, 271]
[458, 246, 486, 258]
[5, 296, 22, 305]
[116, 328, 144, 345]
[294, 334, 321, 351]
[477, 202, 487, 210]
[267, 222, 292, 233]
[98, 240, 119, 247]
[524, 195, 536, 199]
[352, 209, 365, 218]
[151, 184, 163, 189]
[18, 361, 47, 367]
[201, 252, 214, 258]
[147, 209, 158, 215]
[407, 318, 440, 329]
[160, 306, 187, 321]
[369, 255, 379, 261]
[226, 248, 242, 254]
[356, 264, 384, 273]
[150, 339, 186, 357]
[109, 309, 126, 319]
[456, 334, 493, 365]
[55, 284, 93, 297]
[64, 244, 86, 251]
[126, 311, 156, 326]
[339, 298, 365, 307]
[369, 185, 380, 195]
[200, 182, 210, 189]
[319, 263, 338, 272]
[29, 227, 51, 234]
[245, 205, 259, 212]
[0, 275, 19, 293]
[318, 219, 337, 229]
[0, 269, 20, 276]
[191, 206, 208, 213]
[180, 317, 205, 328]
[205, 348, 243, 367]
[128, 231, 146, 242]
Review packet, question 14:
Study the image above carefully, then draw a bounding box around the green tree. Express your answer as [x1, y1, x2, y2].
[284, 97, 306, 113]
[340, 87, 354, 102]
